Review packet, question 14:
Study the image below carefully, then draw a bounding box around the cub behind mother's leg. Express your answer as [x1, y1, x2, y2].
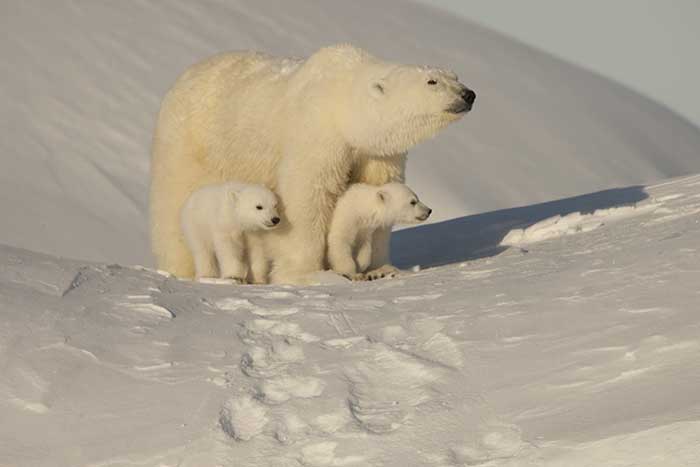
[327, 183, 432, 281]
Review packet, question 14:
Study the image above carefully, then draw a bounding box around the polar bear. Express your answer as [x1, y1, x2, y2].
[327, 183, 431, 280]
[150, 44, 475, 284]
[180, 182, 280, 283]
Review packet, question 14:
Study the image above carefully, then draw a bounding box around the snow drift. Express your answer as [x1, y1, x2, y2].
[1, 174, 699, 466]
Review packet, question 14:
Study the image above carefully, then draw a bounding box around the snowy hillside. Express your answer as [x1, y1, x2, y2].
[2, 0, 700, 265]
[2, 2, 700, 465]
[2, 174, 699, 467]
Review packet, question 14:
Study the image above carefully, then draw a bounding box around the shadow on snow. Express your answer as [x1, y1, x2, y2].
[391, 185, 648, 269]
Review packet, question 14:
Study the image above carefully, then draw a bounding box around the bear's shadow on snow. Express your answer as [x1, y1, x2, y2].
[391, 185, 649, 269]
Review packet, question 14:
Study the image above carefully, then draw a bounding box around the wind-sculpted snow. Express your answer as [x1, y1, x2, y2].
[1, 175, 700, 466]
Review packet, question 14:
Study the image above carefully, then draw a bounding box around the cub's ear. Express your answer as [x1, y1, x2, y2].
[227, 189, 238, 202]
[370, 81, 385, 98]
[377, 190, 387, 202]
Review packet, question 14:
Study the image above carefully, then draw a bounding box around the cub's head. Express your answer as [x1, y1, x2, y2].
[376, 183, 432, 225]
[233, 185, 281, 231]
[339, 61, 475, 156]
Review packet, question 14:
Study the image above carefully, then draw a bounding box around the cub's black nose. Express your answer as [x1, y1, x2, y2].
[427, 209, 433, 216]
[271, 217, 280, 225]
[461, 88, 476, 105]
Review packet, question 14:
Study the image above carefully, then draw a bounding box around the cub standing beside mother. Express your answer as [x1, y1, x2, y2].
[150, 44, 475, 284]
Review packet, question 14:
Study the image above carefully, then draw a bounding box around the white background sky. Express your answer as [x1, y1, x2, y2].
[416, 0, 700, 128]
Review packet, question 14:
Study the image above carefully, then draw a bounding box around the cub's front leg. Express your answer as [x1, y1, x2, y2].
[246, 233, 270, 284]
[213, 232, 248, 283]
[327, 229, 359, 278]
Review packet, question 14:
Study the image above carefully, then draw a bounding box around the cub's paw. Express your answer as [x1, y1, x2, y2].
[364, 265, 400, 281]
[342, 272, 367, 282]
[220, 276, 247, 285]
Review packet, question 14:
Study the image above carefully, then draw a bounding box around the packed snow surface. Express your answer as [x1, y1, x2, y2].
[1, 174, 699, 467]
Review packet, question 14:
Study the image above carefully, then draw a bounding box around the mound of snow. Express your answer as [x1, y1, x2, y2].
[1, 174, 699, 466]
[500, 202, 660, 246]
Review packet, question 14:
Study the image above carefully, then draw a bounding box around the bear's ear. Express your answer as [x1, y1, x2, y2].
[227, 189, 238, 203]
[370, 81, 385, 98]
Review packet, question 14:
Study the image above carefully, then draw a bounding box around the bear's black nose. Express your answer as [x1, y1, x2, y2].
[427, 209, 433, 216]
[461, 88, 476, 105]
[271, 217, 280, 225]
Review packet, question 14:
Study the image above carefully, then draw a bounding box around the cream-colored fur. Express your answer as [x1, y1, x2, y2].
[180, 182, 280, 282]
[327, 183, 431, 279]
[150, 44, 472, 283]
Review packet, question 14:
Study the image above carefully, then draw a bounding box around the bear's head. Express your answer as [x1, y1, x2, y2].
[233, 185, 281, 231]
[376, 183, 432, 225]
[339, 60, 475, 156]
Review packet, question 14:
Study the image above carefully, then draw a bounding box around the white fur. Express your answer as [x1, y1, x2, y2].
[180, 182, 280, 281]
[150, 44, 470, 283]
[327, 183, 431, 277]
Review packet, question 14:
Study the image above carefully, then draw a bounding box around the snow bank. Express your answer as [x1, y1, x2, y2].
[1, 174, 699, 466]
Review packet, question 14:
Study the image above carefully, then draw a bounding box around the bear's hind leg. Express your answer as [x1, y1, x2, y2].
[269, 232, 326, 285]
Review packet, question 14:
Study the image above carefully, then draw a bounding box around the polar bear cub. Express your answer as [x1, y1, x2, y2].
[180, 182, 280, 282]
[327, 183, 432, 280]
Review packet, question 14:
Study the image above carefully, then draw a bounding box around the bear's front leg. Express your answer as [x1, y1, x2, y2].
[213, 232, 247, 283]
[357, 217, 401, 282]
[355, 236, 373, 273]
[327, 238, 358, 278]
[192, 248, 218, 279]
[246, 233, 270, 284]
[365, 236, 401, 279]
[366, 226, 400, 279]
[272, 144, 351, 285]
[270, 228, 326, 285]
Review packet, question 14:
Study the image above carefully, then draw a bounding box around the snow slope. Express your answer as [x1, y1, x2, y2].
[2, 0, 700, 265]
[1, 174, 699, 467]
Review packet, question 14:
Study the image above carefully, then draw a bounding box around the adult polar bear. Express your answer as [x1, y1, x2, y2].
[150, 44, 475, 284]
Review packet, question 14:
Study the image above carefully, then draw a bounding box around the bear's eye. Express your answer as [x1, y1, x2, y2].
[427, 79, 438, 85]
[410, 200, 418, 206]
[256, 205, 263, 210]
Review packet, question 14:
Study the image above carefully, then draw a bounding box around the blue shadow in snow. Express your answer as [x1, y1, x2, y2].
[391, 185, 649, 269]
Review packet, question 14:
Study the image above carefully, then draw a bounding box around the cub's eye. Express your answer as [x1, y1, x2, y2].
[410, 200, 418, 206]
[256, 205, 263, 210]
[427, 79, 437, 85]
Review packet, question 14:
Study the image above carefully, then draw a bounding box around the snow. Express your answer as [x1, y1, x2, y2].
[499, 203, 660, 246]
[1, 174, 699, 466]
[2, 1, 700, 465]
[3, 0, 700, 265]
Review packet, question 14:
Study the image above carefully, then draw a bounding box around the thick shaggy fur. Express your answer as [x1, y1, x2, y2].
[151, 44, 471, 284]
[180, 182, 279, 282]
[327, 183, 431, 278]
